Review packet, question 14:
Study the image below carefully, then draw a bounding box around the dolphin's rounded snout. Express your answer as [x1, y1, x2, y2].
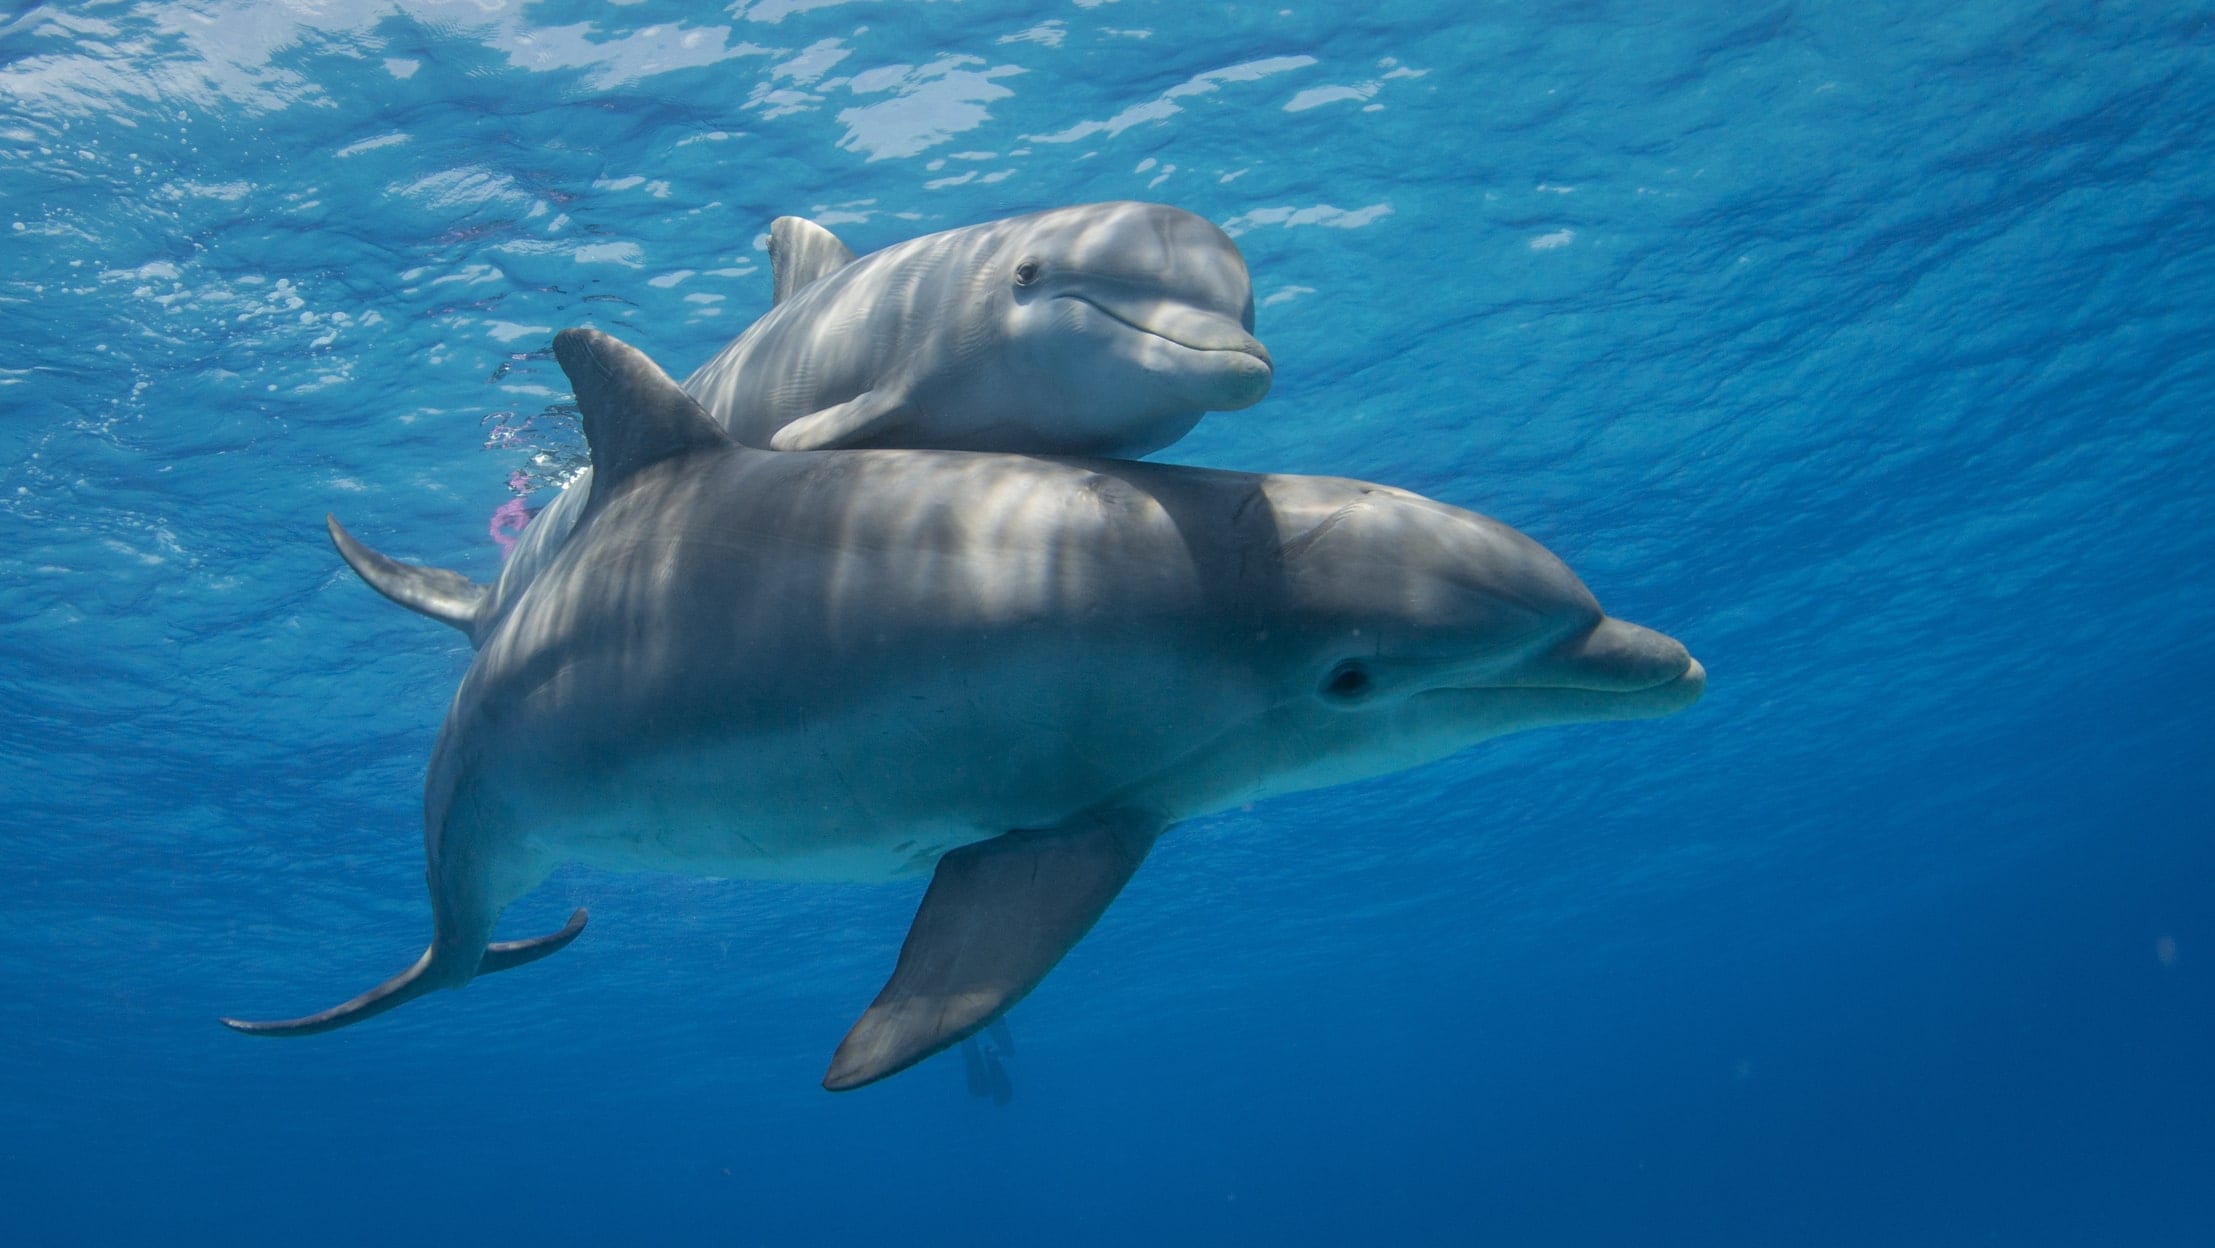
[1069, 292, 1275, 408]
[1537, 616, 1696, 693]
[1210, 337, 1274, 409]
[1135, 299, 1272, 409]
[1677, 656, 1708, 701]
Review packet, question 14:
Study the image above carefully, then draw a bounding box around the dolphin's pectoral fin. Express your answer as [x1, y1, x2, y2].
[822, 816, 1160, 1092]
[219, 909, 587, 1037]
[768, 215, 857, 304]
[961, 1037, 991, 1096]
[327, 515, 487, 637]
[961, 1036, 1015, 1104]
[768, 389, 914, 451]
[962, 1015, 1017, 1103]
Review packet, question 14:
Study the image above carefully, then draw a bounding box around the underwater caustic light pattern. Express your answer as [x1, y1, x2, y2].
[1, 2, 2209, 1245]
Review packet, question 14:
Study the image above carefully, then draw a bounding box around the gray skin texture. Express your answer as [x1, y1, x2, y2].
[696, 200, 1273, 456]
[235, 331, 1703, 1089]
[462, 202, 1272, 649]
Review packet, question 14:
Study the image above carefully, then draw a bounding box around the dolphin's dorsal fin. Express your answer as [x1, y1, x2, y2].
[326, 515, 488, 639]
[551, 328, 732, 501]
[769, 216, 857, 304]
[822, 813, 1160, 1091]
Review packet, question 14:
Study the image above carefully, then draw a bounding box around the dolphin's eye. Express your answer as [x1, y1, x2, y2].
[1322, 660, 1373, 702]
[1013, 259, 1042, 288]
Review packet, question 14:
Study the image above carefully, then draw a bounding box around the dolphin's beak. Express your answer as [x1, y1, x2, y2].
[1070, 293, 1274, 411]
[1070, 294, 1273, 361]
[1536, 617, 1695, 693]
[1492, 616, 1706, 720]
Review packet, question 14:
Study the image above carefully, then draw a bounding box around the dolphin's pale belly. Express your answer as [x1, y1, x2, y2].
[544, 796, 996, 883]
[515, 737, 1087, 883]
[479, 656, 1227, 884]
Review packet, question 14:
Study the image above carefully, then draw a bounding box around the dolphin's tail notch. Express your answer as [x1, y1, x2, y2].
[219, 908, 588, 1037]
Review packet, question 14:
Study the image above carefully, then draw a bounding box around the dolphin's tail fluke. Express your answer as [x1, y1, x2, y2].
[327, 514, 488, 639]
[219, 908, 587, 1037]
[219, 945, 444, 1037]
[477, 908, 591, 974]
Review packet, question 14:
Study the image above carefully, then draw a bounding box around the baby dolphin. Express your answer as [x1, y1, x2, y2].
[225, 329, 1703, 1091]
[340, 202, 1272, 647]
[701, 200, 1273, 456]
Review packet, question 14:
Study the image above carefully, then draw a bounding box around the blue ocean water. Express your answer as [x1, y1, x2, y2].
[4, 0, 2211, 1242]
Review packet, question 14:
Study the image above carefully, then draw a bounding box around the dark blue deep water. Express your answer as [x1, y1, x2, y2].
[4, 2, 2211, 1243]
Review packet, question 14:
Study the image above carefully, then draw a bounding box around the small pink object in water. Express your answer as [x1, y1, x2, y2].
[489, 471, 535, 557]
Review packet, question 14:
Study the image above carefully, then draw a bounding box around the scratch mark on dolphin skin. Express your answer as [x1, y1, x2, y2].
[1276, 499, 1366, 562]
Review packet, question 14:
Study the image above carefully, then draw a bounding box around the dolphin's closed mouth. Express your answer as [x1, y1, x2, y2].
[1424, 654, 1703, 726]
[1064, 293, 1274, 365]
[1629, 656, 1706, 715]
[1566, 654, 1705, 714]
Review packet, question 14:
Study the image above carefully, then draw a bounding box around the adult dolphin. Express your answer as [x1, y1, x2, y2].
[338, 201, 1273, 646]
[225, 329, 1704, 1092]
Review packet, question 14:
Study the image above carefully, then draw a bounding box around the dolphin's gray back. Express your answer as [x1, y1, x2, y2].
[684, 223, 1002, 448]
[495, 449, 1274, 671]
[437, 226, 1002, 648]
[441, 448, 1306, 838]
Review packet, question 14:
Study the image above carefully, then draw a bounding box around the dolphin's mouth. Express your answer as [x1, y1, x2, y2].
[1524, 653, 1706, 717]
[1417, 614, 1706, 724]
[1421, 654, 1704, 726]
[1598, 655, 1704, 707]
[1062, 293, 1274, 367]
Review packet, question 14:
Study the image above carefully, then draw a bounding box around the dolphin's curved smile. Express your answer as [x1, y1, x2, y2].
[1418, 655, 1707, 725]
[1060, 290, 1274, 367]
[1502, 654, 1707, 703]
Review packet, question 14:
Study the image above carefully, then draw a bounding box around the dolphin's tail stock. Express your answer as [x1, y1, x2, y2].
[219, 909, 587, 1037]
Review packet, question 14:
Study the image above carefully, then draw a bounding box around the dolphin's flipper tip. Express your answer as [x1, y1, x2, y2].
[767, 390, 910, 452]
[821, 817, 1157, 1092]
